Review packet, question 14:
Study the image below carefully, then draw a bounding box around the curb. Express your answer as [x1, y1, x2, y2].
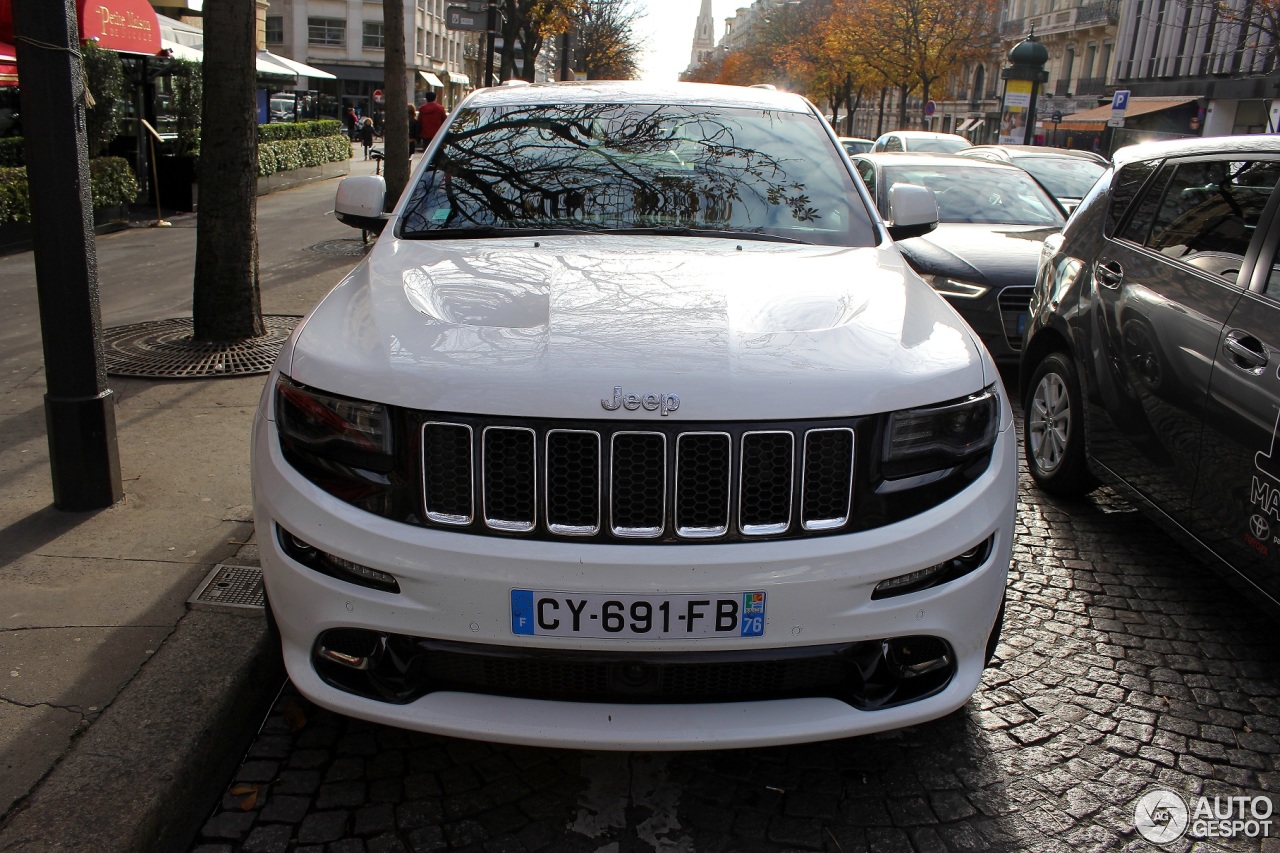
[0, 592, 283, 852]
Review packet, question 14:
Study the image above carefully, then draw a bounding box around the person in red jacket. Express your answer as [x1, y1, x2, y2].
[417, 91, 447, 149]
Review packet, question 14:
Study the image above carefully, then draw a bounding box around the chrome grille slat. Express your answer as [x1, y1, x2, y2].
[422, 422, 474, 525]
[739, 431, 794, 536]
[611, 432, 666, 537]
[483, 426, 537, 532]
[675, 432, 731, 538]
[801, 428, 855, 530]
[546, 429, 601, 535]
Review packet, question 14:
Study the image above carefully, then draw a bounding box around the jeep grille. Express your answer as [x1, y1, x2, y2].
[422, 420, 856, 542]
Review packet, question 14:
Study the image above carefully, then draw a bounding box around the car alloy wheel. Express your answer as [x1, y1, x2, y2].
[1028, 372, 1070, 473]
[1023, 351, 1094, 496]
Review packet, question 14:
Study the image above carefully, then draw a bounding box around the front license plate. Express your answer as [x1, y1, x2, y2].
[511, 590, 766, 639]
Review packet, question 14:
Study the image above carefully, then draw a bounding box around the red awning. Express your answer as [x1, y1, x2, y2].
[0, 0, 161, 55]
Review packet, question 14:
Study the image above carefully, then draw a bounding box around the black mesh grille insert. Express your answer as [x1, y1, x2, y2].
[998, 286, 1033, 351]
[612, 432, 666, 536]
[676, 433, 731, 536]
[483, 427, 536, 530]
[802, 429, 854, 529]
[422, 423, 473, 523]
[740, 432, 793, 533]
[546, 430, 601, 534]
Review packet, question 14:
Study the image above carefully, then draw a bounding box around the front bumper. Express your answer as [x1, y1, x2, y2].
[252, 409, 1016, 750]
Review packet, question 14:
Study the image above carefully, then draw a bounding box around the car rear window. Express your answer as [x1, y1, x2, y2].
[399, 102, 877, 248]
[882, 164, 1065, 226]
[1105, 160, 1159, 237]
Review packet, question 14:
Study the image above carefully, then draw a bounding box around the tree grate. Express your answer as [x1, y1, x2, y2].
[307, 238, 371, 256]
[189, 564, 265, 612]
[103, 315, 301, 378]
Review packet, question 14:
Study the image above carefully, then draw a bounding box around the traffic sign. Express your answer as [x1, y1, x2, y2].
[1051, 109, 1062, 123]
[1108, 89, 1130, 127]
[372, 89, 384, 104]
[447, 5, 489, 31]
[924, 100, 936, 117]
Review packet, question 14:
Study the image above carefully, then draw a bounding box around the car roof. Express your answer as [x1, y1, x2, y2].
[839, 136, 873, 142]
[1111, 133, 1280, 168]
[462, 80, 816, 113]
[855, 152, 1021, 170]
[879, 130, 967, 140]
[963, 145, 1102, 160]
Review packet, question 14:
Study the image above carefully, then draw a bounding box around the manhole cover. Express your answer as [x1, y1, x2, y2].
[189, 564, 264, 612]
[103, 315, 301, 378]
[308, 238, 370, 256]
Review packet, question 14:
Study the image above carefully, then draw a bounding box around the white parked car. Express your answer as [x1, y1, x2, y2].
[252, 81, 1016, 750]
[873, 130, 973, 154]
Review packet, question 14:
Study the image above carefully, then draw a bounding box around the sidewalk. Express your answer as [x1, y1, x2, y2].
[0, 156, 389, 852]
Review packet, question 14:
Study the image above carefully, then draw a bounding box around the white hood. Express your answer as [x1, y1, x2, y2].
[286, 234, 991, 420]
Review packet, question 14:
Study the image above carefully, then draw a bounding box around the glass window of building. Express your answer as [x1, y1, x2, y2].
[364, 21, 385, 49]
[308, 18, 346, 47]
[266, 16, 284, 45]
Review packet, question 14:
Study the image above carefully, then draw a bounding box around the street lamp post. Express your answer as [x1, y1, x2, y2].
[999, 32, 1049, 146]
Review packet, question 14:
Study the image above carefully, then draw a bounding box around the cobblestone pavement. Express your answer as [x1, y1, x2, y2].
[192, 424, 1280, 853]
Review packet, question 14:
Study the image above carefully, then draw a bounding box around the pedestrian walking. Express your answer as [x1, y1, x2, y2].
[345, 105, 358, 140]
[358, 117, 376, 159]
[407, 102, 419, 154]
[417, 91, 447, 150]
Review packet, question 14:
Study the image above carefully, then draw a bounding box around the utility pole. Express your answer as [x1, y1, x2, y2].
[13, 0, 123, 510]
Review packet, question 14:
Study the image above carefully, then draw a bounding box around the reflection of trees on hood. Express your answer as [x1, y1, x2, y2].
[400, 103, 820, 234]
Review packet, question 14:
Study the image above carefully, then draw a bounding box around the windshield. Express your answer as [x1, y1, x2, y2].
[883, 164, 1065, 226]
[399, 102, 877, 247]
[1013, 156, 1107, 200]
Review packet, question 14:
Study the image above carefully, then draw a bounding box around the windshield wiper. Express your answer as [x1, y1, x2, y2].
[609, 227, 810, 244]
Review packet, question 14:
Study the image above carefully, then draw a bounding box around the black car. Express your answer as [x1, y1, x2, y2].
[852, 153, 1067, 363]
[957, 145, 1108, 213]
[1021, 135, 1280, 616]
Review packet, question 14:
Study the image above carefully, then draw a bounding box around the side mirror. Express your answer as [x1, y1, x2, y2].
[886, 183, 939, 241]
[335, 175, 388, 235]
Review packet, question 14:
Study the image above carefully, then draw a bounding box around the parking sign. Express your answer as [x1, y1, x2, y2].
[1108, 89, 1131, 127]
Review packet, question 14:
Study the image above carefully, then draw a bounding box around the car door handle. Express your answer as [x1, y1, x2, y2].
[1094, 259, 1123, 289]
[1223, 329, 1269, 371]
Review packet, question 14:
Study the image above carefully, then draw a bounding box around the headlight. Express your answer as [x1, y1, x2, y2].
[925, 275, 989, 299]
[882, 387, 999, 479]
[275, 375, 393, 469]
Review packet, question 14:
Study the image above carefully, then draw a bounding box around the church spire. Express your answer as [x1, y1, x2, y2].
[689, 0, 716, 73]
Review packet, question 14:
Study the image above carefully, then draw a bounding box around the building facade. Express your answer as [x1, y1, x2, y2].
[264, 0, 480, 124]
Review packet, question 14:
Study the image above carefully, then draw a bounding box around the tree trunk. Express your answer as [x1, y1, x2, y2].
[383, 0, 410, 208]
[500, 1, 519, 81]
[192, 0, 263, 342]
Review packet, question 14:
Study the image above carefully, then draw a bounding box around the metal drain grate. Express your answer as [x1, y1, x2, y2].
[103, 315, 301, 378]
[189, 564, 265, 611]
[307, 238, 370, 256]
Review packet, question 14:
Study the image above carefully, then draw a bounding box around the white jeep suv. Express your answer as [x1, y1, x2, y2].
[251, 81, 1016, 750]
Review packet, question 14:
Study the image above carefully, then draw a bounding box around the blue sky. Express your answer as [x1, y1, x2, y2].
[636, 0, 736, 81]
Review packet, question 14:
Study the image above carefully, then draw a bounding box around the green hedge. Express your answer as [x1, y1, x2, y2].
[257, 119, 344, 142]
[0, 138, 22, 168]
[257, 133, 351, 177]
[0, 156, 138, 224]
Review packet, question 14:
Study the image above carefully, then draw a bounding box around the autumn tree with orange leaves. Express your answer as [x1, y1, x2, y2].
[500, 0, 587, 81]
[840, 0, 999, 127]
